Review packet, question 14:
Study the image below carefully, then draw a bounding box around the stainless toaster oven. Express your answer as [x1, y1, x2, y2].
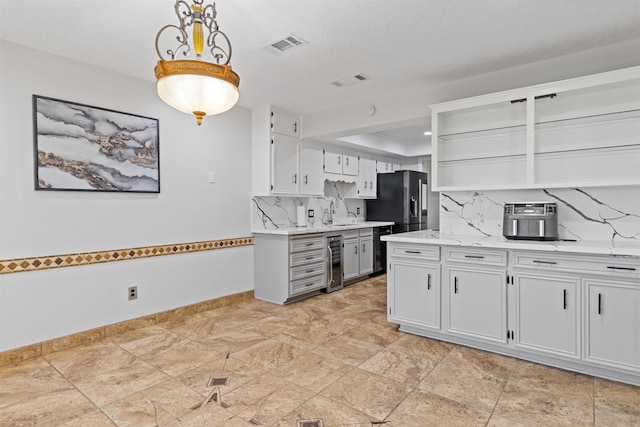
[503, 202, 558, 241]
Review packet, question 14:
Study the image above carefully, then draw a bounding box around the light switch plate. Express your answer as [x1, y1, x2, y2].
[208, 171, 216, 183]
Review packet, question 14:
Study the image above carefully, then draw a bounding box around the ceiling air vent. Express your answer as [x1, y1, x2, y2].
[331, 74, 370, 87]
[264, 33, 308, 55]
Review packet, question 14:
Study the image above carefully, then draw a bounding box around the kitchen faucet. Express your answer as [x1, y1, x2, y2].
[327, 201, 334, 224]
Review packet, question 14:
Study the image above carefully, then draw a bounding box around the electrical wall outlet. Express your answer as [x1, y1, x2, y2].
[356, 207, 361, 214]
[308, 209, 314, 218]
[128, 286, 138, 300]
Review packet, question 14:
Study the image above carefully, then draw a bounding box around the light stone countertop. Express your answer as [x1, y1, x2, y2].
[382, 229, 640, 257]
[252, 221, 394, 236]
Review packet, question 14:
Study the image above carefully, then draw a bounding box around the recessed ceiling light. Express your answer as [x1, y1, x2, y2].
[424, 131, 432, 136]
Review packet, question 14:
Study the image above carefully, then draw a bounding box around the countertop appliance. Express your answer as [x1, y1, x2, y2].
[503, 202, 558, 241]
[373, 225, 392, 274]
[326, 234, 344, 292]
[366, 170, 428, 233]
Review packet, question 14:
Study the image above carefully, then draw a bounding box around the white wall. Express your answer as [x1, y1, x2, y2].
[0, 41, 254, 351]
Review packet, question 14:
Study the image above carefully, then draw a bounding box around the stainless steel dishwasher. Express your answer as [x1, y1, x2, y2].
[326, 235, 344, 292]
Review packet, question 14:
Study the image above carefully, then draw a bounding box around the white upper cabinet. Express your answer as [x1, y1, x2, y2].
[323, 149, 343, 175]
[342, 152, 359, 176]
[271, 134, 299, 194]
[323, 149, 358, 177]
[430, 66, 640, 191]
[358, 155, 377, 199]
[252, 105, 303, 196]
[272, 111, 300, 138]
[300, 143, 324, 196]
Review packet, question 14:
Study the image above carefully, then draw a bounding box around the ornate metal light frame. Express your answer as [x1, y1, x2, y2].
[154, 0, 240, 125]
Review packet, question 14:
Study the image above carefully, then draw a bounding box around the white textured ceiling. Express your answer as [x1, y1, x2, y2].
[2, 0, 640, 152]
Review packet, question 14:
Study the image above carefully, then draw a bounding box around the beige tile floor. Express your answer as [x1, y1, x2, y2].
[1, 275, 639, 426]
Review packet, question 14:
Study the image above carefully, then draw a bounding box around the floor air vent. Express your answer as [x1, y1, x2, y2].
[207, 376, 230, 387]
[264, 34, 308, 54]
[298, 420, 323, 427]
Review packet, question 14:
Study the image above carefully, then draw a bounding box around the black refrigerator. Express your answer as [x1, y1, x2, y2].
[366, 170, 428, 233]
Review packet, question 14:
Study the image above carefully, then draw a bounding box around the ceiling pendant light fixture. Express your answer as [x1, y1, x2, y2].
[154, 0, 240, 125]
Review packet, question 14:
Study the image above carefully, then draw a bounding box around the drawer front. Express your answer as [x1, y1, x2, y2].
[445, 247, 507, 266]
[390, 244, 440, 261]
[290, 249, 325, 267]
[359, 227, 373, 237]
[290, 262, 325, 281]
[512, 252, 640, 279]
[290, 274, 326, 295]
[343, 229, 359, 239]
[290, 235, 325, 253]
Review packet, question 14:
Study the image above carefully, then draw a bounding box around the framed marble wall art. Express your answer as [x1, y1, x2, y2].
[32, 95, 160, 193]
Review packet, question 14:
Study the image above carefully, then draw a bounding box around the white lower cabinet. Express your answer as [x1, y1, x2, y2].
[446, 266, 507, 343]
[389, 260, 440, 329]
[386, 242, 640, 386]
[343, 237, 359, 281]
[513, 273, 580, 358]
[343, 228, 374, 282]
[584, 279, 640, 373]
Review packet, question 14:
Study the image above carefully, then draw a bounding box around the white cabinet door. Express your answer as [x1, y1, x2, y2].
[584, 279, 640, 372]
[343, 239, 359, 281]
[389, 260, 440, 329]
[324, 149, 342, 174]
[358, 156, 377, 198]
[446, 266, 507, 343]
[343, 152, 359, 176]
[359, 236, 374, 275]
[514, 273, 580, 358]
[272, 111, 300, 137]
[271, 134, 299, 194]
[300, 144, 324, 196]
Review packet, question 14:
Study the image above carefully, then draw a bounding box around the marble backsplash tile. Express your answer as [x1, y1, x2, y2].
[440, 186, 640, 242]
[252, 182, 365, 230]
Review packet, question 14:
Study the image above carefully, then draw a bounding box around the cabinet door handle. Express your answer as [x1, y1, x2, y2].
[427, 274, 431, 290]
[364, 181, 368, 189]
[304, 174, 308, 184]
[346, 157, 349, 166]
[338, 156, 341, 165]
[362, 244, 365, 253]
[533, 260, 557, 265]
[563, 289, 567, 310]
[606, 266, 636, 271]
[293, 122, 297, 134]
[293, 174, 297, 184]
[369, 180, 373, 189]
[464, 255, 484, 259]
[454, 277, 458, 293]
[598, 293, 602, 315]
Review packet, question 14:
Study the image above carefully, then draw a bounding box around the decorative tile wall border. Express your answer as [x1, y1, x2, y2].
[0, 289, 254, 367]
[0, 237, 254, 275]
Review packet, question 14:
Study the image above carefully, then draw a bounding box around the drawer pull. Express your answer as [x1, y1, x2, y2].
[533, 260, 557, 265]
[306, 282, 315, 287]
[606, 266, 636, 271]
[405, 250, 421, 254]
[305, 269, 315, 273]
[305, 256, 315, 260]
[464, 255, 484, 259]
[305, 242, 314, 246]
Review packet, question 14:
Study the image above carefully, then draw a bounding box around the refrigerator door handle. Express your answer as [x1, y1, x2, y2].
[410, 196, 418, 217]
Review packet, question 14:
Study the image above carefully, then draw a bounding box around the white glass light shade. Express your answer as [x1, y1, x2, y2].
[154, 60, 240, 125]
[157, 74, 239, 116]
